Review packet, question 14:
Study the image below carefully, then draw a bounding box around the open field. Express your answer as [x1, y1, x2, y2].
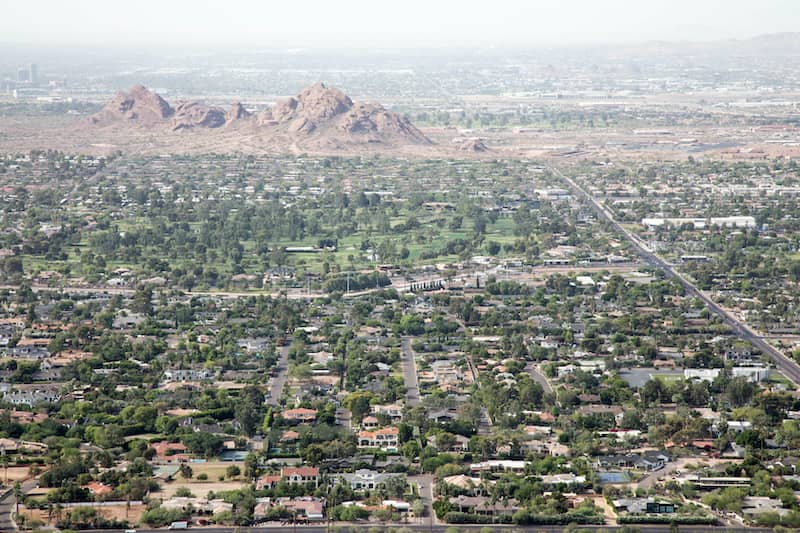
[19, 503, 146, 527]
[158, 480, 247, 498]
[0, 466, 36, 484]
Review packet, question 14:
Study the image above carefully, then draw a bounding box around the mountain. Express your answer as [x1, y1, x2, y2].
[171, 101, 226, 131]
[226, 102, 252, 122]
[89, 83, 430, 149]
[89, 84, 174, 125]
[260, 82, 430, 145]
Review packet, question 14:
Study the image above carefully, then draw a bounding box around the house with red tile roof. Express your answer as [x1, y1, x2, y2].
[281, 408, 317, 423]
[84, 481, 113, 497]
[151, 441, 191, 463]
[280, 430, 300, 443]
[281, 466, 319, 486]
[256, 474, 282, 490]
[357, 426, 400, 452]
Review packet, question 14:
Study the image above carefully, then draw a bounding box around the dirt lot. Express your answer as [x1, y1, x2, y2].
[20, 503, 145, 527]
[0, 465, 36, 483]
[158, 480, 246, 498]
[154, 460, 250, 498]
[181, 460, 246, 482]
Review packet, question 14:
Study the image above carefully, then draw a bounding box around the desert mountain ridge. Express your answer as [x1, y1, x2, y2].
[88, 82, 431, 148]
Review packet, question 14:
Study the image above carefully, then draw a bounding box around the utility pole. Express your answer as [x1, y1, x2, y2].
[1, 446, 6, 485]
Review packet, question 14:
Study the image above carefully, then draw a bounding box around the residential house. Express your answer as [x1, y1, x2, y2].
[426, 433, 470, 452]
[742, 496, 787, 517]
[595, 451, 670, 472]
[3, 389, 60, 406]
[163, 368, 214, 382]
[162, 497, 233, 516]
[282, 408, 317, 423]
[151, 441, 191, 463]
[281, 466, 320, 487]
[448, 495, 520, 516]
[357, 427, 400, 452]
[470, 460, 528, 474]
[332, 469, 404, 491]
[254, 497, 324, 521]
[441, 475, 493, 496]
[371, 404, 403, 421]
[84, 481, 114, 497]
[361, 416, 379, 429]
[539, 473, 587, 487]
[613, 497, 677, 514]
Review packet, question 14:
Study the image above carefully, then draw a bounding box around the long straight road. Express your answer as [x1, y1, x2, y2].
[266, 343, 291, 407]
[400, 337, 421, 407]
[552, 165, 800, 386]
[80, 525, 773, 533]
[0, 264, 640, 302]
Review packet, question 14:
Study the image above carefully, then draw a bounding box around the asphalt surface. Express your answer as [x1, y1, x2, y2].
[0, 477, 38, 531]
[408, 473, 435, 528]
[0, 264, 641, 303]
[554, 166, 800, 388]
[266, 343, 291, 407]
[0, 487, 14, 531]
[400, 337, 421, 407]
[78, 525, 773, 533]
[525, 362, 554, 395]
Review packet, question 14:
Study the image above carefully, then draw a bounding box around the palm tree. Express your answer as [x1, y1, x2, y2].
[0, 453, 8, 485]
[13, 480, 22, 520]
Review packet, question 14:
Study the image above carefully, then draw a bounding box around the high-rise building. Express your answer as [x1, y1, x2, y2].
[17, 68, 29, 83]
[28, 64, 38, 85]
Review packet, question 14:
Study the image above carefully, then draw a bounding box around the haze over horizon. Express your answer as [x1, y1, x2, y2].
[2, 0, 799, 49]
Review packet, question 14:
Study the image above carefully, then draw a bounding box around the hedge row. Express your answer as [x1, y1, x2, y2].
[444, 511, 604, 525]
[618, 515, 717, 525]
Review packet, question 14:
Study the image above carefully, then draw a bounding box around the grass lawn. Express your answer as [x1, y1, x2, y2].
[20, 207, 526, 281]
[655, 374, 684, 383]
[770, 371, 796, 390]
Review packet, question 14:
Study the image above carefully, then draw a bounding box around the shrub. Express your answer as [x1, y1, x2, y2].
[617, 515, 717, 525]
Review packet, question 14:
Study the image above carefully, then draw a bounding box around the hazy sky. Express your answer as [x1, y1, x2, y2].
[2, 0, 798, 48]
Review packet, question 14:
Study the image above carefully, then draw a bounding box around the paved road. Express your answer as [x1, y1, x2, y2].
[552, 165, 800, 387]
[0, 263, 641, 302]
[0, 478, 38, 531]
[79, 525, 772, 533]
[461, 353, 494, 435]
[335, 407, 351, 430]
[400, 337, 421, 407]
[409, 473, 435, 527]
[636, 458, 690, 490]
[0, 487, 14, 531]
[525, 362, 554, 395]
[266, 343, 291, 407]
[476, 407, 494, 436]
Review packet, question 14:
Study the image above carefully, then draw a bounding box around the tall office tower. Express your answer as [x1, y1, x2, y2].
[29, 64, 38, 85]
[17, 68, 29, 83]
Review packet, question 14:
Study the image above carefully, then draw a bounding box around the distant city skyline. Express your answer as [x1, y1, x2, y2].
[2, 0, 799, 48]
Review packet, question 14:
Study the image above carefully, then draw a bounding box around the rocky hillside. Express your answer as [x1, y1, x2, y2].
[89, 83, 430, 148]
[171, 101, 226, 131]
[89, 85, 174, 125]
